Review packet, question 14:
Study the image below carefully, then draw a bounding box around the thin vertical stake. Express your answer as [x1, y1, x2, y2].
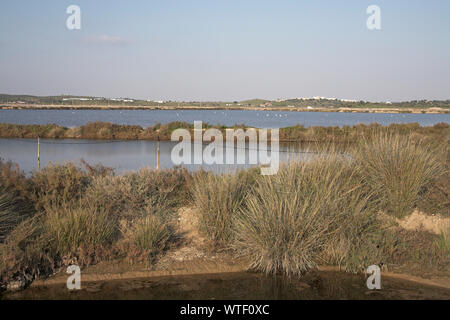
[37, 136, 41, 172]
[156, 136, 160, 170]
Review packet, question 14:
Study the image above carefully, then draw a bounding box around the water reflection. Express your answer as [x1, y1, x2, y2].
[0, 138, 322, 175]
[1, 109, 448, 128]
[3, 271, 449, 300]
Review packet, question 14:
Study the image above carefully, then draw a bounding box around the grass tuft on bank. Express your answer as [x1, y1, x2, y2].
[355, 133, 445, 218]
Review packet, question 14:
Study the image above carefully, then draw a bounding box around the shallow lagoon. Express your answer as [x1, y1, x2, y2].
[1, 109, 449, 128]
[3, 271, 449, 300]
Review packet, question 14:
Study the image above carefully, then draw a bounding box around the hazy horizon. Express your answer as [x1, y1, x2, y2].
[1, 0, 449, 102]
[1, 92, 450, 104]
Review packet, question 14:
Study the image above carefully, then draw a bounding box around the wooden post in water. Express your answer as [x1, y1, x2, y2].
[286, 142, 290, 162]
[156, 136, 160, 170]
[37, 135, 41, 172]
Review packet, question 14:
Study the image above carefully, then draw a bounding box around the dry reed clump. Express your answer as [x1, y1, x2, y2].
[373, 229, 450, 274]
[354, 133, 445, 218]
[0, 160, 32, 201]
[320, 218, 391, 273]
[84, 167, 189, 219]
[0, 217, 54, 283]
[43, 203, 117, 257]
[233, 154, 377, 277]
[123, 215, 172, 256]
[46, 127, 66, 139]
[0, 163, 191, 284]
[0, 160, 35, 243]
[30, 163, 92, 212]
[79, 122, 143, 140]
[0, 193, 33, 243]
[191, 169, 256, 247]
[81, 167, 188, 259]
[0, 202, 117, 284]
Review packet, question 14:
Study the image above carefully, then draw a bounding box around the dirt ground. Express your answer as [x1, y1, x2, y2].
[396, 210, 450, 235]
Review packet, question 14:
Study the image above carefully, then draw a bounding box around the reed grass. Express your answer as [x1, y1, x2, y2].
[0, 193, 33, 242]
[0, 217, 53, 282]
[233, 154, 376, 276]
[30, 163, 92, 212]
[43, 203, 117, 257]
[355, 133, 445, 217]
[83, 167, 189, 219]
[191, 170, 256, 246]
[126, 215, 172, 255]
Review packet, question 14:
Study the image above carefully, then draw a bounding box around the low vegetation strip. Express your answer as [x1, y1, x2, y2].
[0, 121, 448, 143]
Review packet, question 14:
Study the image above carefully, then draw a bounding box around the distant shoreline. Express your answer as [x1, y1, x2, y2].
[1, 104, 449, 114]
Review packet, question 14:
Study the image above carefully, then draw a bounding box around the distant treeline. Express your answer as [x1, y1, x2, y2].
[1, 94, 450, 109]
[0, 121, 448, 144]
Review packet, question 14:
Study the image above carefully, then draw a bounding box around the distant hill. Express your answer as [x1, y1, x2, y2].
[0, 94, 449, 109]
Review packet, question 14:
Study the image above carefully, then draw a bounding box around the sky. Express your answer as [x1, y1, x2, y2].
[0, 0, 449, 102]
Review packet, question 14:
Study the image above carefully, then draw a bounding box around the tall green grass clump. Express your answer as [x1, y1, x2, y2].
[355, 133, 445, 218]
[0, 217, 53, 283]
[0, 160, 31, 199]
[43, 203, 117, 256]
[0, 193, 33, 242]
[191, 170, 256, 246]
[126, 215, 172, 255]
[0, 160, 35, 243]
[234, 155, 375, 276]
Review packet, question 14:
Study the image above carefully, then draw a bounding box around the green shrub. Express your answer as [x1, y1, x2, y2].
[84, 167, 189, 219]
[0, 193, 33, 242]
[43, 203, 117, 256]
[30, 163, 91, 211]
[191, 170, 255, 246]
[435, 232, 450, 258]
[0, 160, 32, 201]
[234, 155, 374, 276]
[0, 217, 53, 283]
[355, 133, 445, 217]
[127, 215, 172, 255]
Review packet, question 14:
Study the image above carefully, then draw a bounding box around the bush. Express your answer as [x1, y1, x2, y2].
[84, 167, 189, 219]
[30, 163, 91, 211]
[0, 193, 33, 242]
[43, 203, 117, 257]
[321, 219, 392, 273]
[191, 170, 255, 246]
[126, 215, 172, 255]
[234, 155, 375, 276]
[355, 133, 445, 218]
[0, 160, 31, 201]
[0, 217, 53, 283]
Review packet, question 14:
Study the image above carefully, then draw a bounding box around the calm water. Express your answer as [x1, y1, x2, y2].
[3, 271, 449, 300]
[1, 109, 449, 128]
[0, 138, 312, 174]
[1, 109, 448, 173]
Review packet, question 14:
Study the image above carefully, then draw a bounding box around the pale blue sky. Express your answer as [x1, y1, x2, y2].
[0, 0, 449, 101]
